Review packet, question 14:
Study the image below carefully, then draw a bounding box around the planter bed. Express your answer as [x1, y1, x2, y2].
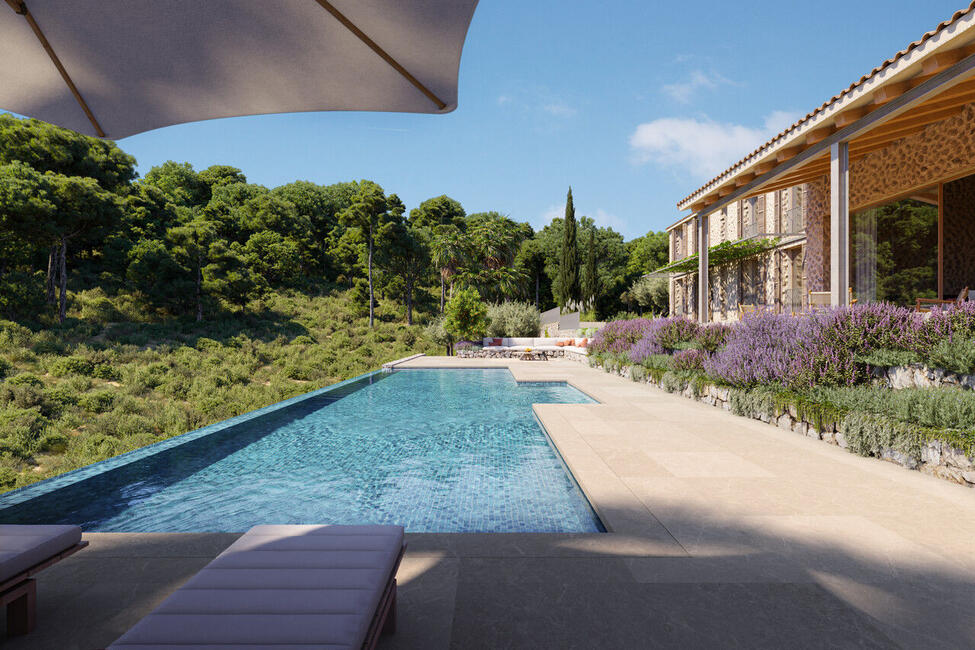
[590, 358, 975, 489]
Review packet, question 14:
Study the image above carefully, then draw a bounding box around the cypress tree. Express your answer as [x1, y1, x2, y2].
[558, 187, 578, 311]
[582, 227, 598, 314]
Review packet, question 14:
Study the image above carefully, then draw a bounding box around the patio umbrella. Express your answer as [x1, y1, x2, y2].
[0, 0, 479, 139]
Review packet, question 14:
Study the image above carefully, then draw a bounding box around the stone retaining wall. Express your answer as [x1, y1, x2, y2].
[872, 364, 975, 390]
[593, 360, 975, 488]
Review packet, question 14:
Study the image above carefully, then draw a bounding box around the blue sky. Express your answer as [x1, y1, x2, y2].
[115, 0, 967, 240]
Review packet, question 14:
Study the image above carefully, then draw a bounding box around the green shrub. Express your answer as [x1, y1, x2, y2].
[7, 374, 43, 388]
[926, 338, 975, 376]
[48, 356, 95, 377]
[856, 348, 920, 368]
[77, 390, 116, 413]
[79, 294, 122, 323]
[659, 371, 687, 394]
[291, 335, 315, 345]
[444, 288, 488, 342]
[840, 411, 921, 461]
[0, 406, 48, 457]
[0, 320, 33, 349]
[91, 364, 121, 380]
[729, 387, 775, 419]
[809, 385, 975, 431]
[486, 302, 540, 338]
[195, 337, 223, 351]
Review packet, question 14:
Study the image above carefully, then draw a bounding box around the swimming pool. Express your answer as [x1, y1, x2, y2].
[0, 368, 603, 533]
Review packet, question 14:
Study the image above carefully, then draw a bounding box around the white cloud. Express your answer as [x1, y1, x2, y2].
[592, 208, 628, 234]
[661, 70, 727, 104]
[534, 205, 629, 236]
[628, 111, 801, 178]
[541, 102, 577, 118]
[535, 204, 563, 231]
[496, 94, 512, 106]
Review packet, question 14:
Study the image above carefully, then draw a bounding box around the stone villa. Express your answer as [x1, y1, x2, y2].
[666, 2, 975, 322]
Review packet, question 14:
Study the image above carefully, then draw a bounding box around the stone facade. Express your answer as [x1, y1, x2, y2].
[803, 177, 830, 293]
[850, 104, 975, 210]
[942, 174, 975, 297]
[668, 186, 807, 321]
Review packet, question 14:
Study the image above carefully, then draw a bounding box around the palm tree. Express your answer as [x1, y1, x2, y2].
[430, 224, 467, 312]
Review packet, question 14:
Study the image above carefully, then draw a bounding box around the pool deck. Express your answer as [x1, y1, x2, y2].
[6, 356, 975, 648]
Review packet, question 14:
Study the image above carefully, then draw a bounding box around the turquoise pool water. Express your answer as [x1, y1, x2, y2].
[0, 369, 603, 533]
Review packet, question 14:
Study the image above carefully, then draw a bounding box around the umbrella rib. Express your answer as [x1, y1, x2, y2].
[5, 0, 106, 137]
[313, 0, 447, 111]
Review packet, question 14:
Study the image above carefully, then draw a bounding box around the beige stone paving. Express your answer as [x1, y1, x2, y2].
[6, 356, 975, 648]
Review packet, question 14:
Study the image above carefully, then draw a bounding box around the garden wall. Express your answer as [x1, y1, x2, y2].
[872, 364, 975, 391]
[592, 359, 975, 488]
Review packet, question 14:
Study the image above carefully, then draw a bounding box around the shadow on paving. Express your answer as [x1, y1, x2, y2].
[3, 496, 973, 650]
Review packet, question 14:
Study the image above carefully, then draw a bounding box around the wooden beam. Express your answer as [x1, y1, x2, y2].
[314, 0, 447, 110]
[805, 125, 835, 145]
[834, 106, 870, 128]
[922, 48, 971, 76]
[718, 185, 734, 198]
[734, 172, 756, 187]
[873, 81, 912, 105]
[4, 0, 105, 136]
[775, 146, 803, 162]
[849, 110, 962, 149]
[754, 161, 776, 175]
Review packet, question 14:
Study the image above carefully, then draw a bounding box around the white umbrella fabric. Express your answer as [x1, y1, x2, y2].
[0, 0, 479, 139]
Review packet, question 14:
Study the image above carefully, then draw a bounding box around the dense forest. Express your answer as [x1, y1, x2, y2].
[0, 114, 669, 327]
[0, 113, 669, 491]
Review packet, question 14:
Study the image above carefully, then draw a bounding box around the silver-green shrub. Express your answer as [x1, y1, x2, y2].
[486, 302, 540, 337]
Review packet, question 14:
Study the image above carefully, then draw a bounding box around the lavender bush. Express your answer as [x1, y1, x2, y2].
[696, 323, 732, 353]
[671, 348, 707, 372]
[588, 318, 655, 355]
[704, 313, 804, 387]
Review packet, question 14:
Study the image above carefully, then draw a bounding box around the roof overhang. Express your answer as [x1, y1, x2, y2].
[670, 2, 975, 227]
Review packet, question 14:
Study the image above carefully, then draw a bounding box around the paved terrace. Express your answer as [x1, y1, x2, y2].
[5, 357, 975, 648]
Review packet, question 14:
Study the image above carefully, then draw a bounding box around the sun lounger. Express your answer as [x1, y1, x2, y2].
[108, 524, 405, 650]
[0, 524, 87, 637]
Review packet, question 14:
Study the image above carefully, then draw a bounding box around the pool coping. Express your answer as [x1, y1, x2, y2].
[0, 368, 388, 509]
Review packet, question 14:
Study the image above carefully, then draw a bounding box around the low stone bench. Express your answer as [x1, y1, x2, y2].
[0, 524, 87, 637]
[109, 524, 406, 649]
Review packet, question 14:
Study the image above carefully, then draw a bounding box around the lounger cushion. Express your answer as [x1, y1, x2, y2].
[0, 524, 82, 584]
[109, 524, 404, 650]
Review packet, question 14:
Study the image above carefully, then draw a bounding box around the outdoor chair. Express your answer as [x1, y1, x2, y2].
[109, 524, 405, 650]
[0, 525, 88, 637]
[916, 287, 969, 312]
[738, 304, 757, 318]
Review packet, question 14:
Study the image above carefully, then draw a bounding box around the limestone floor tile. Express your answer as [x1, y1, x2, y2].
[624, 553, 813, 584]
[812, 570, 975, 649]
[591, 448, 672, 478]
[720, 515, 970, 583]
[627, 476, 849, 517]
[382, 555, 459, 650]
[448, 580, 895, 649]
[645, 451, 775, 478]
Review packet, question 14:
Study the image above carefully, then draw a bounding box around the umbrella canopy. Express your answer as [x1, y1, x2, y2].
[0, 0, 479, 139]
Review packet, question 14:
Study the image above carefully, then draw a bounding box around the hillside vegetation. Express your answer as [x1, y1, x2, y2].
[0, 290, 436, 492]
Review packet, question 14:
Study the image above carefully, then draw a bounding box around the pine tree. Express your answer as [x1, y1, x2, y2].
[557, 187, 578, 311]
[582, 226, 598, 314]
